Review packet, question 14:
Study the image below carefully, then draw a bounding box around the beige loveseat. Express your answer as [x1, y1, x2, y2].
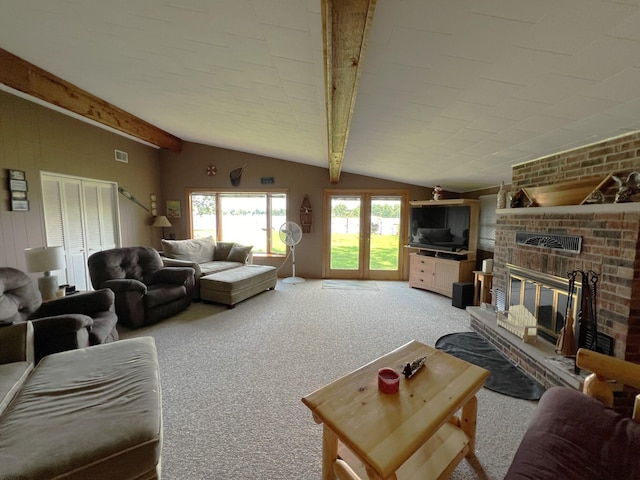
[0, 322, 162, 479]
[160, 236, 253, 300]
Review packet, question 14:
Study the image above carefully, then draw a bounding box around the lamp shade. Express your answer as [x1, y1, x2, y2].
[24, 246, 65, 273]
[152, 215, 172, 228]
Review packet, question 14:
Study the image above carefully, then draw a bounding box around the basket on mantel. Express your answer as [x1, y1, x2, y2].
[497, 305, 537, 343]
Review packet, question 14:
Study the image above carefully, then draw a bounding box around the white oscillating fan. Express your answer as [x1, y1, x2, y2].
[279, 221, 305, 284]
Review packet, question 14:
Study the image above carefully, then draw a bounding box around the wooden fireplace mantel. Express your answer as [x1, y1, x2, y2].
[497, 202, 640, 216]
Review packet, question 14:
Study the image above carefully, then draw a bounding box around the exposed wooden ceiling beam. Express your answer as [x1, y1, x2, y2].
[322, 0, 377, 183]
[0, 48, 182, 152]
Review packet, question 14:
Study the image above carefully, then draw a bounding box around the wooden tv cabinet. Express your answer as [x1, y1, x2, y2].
[409, 252, 475, 297]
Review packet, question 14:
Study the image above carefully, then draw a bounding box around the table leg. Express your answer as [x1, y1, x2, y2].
[461, 395, 478, 457]
[473, 276, 480, 306]
[322, 424, 338, 480]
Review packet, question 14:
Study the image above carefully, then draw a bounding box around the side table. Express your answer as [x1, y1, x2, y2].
[302, 340, 489, 480]
[473, 271, 493, 306]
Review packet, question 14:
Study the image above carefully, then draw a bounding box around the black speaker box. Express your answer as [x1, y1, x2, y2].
[452, 282, 474, 309]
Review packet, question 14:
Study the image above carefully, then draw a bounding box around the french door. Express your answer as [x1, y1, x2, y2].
[323, 190, 408, 280]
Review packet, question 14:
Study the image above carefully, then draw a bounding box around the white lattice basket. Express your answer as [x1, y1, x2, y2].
[497, 305, 537, 343]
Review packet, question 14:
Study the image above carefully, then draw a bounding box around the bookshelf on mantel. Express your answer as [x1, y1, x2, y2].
[407, 199, 479, 298]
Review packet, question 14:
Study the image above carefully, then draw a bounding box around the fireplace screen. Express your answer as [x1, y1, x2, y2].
[507, 264, 581, 343]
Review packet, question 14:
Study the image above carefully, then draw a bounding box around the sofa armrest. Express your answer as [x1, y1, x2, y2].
[33, 289, 115, 317]
[30, 314, 92, 362]
[0, 321, 34, 365]
[102, 278, 147, 294]
[162, 257, 203, 278]
[152, 267, 195, 285]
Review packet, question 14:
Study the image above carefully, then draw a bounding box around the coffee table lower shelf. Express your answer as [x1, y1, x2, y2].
[336, 421, 470, 480]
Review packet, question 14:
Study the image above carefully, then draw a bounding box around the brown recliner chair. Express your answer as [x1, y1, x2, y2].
[88, 246, 195, 328]
[0, 267, 118, 362]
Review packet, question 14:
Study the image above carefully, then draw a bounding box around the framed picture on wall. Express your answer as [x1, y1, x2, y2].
[11, 199, 29, 211]
[166, 200, 181, 218]
[9, 179, 27, 191]
[9, 169, 25, 181]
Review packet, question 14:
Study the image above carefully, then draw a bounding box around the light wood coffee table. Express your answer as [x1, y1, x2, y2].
[302, 340, 489, 480]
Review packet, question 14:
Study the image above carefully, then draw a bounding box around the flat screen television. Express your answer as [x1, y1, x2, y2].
[409, 204, 470, 251]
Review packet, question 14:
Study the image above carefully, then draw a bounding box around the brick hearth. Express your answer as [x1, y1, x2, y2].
[469, 306, 585, 390]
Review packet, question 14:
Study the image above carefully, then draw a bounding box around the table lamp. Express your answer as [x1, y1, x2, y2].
[152, 215, 172, 239]
[24, 246, 66, 301]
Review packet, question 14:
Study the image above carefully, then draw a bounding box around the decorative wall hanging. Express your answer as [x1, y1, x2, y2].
[300, 195, 312, 233]
[166, 200, 181, 218]
[8, 169, 29, 211]
[118, 186, 150, 211]
[207, 165, 217, 176]
[150, 193, 157, 216]
[612, 171, 640, 203]
[230, 163, 247, 187]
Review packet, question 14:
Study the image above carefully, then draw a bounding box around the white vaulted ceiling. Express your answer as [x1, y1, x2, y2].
[2, 0, 640, 191]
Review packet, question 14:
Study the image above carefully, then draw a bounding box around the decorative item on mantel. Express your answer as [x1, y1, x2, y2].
[300, 195, 312, 233]
[497, 181, 507, 209]
[432, 185, 443, 201]
[510, 188, 534, 208]
[612, 171, 640, 203]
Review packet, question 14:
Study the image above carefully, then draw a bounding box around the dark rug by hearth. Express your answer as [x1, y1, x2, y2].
[435, 332, 546, 401]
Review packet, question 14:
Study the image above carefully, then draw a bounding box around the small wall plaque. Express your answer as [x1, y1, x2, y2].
[261, 177, 275, 184]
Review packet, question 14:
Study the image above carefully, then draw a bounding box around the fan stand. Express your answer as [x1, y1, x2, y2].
[282, 244, 305, 284]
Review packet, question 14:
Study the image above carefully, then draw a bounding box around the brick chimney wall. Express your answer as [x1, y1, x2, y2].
[495, 131, 640, 362]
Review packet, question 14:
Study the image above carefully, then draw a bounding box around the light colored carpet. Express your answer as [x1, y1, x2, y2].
[322, 279, 379, 290]
[120, 280, 537, 479]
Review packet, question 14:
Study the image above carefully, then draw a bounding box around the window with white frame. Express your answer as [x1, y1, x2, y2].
[189, 191, 287, 255]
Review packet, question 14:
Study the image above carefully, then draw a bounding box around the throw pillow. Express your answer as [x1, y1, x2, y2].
[213, 242, 235, 261]
[227, 244, 253, 263]
[161, 236, 216, 263]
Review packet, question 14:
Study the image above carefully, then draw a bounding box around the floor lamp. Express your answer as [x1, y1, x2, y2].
[152, 215, 172, 239]
[24, 246, 66, 301]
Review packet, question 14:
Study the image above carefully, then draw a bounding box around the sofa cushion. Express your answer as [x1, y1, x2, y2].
[505, 386, 640, 480]
[0, 362, 32, 414]
[227, 244, 253, 263]
[200, 261, 245, 276]
[0, 337, 162, 480]
[161, 236, 216, 263]
[213, 242, 235, 261]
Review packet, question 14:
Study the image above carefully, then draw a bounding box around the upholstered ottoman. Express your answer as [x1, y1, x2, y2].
[200, 265, 277, 308]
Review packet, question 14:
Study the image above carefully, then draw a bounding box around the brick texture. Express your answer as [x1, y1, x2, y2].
[496, 132, 640, 363]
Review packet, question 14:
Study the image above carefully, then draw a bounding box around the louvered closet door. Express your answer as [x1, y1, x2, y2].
[41, 177, 70, 285]
[41, 173, 120, 291]
[62, 179, 88, 289]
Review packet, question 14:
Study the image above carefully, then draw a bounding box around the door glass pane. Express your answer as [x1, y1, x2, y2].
[369, 196, 401, 271]
[330, 196, 361, 270]
[537, 286, 554, 330]
[509, 277, 522, 306]
[523, 281, 537, 315]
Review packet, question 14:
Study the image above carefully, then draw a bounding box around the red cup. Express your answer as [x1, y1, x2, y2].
[378, 367, 400, 394]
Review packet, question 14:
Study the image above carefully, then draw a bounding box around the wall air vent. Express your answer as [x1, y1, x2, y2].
[515, 232, 582, 254]
[114, 149, 128, 163]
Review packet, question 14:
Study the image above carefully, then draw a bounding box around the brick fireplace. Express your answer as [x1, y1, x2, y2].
[470, 132, 640, 390]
